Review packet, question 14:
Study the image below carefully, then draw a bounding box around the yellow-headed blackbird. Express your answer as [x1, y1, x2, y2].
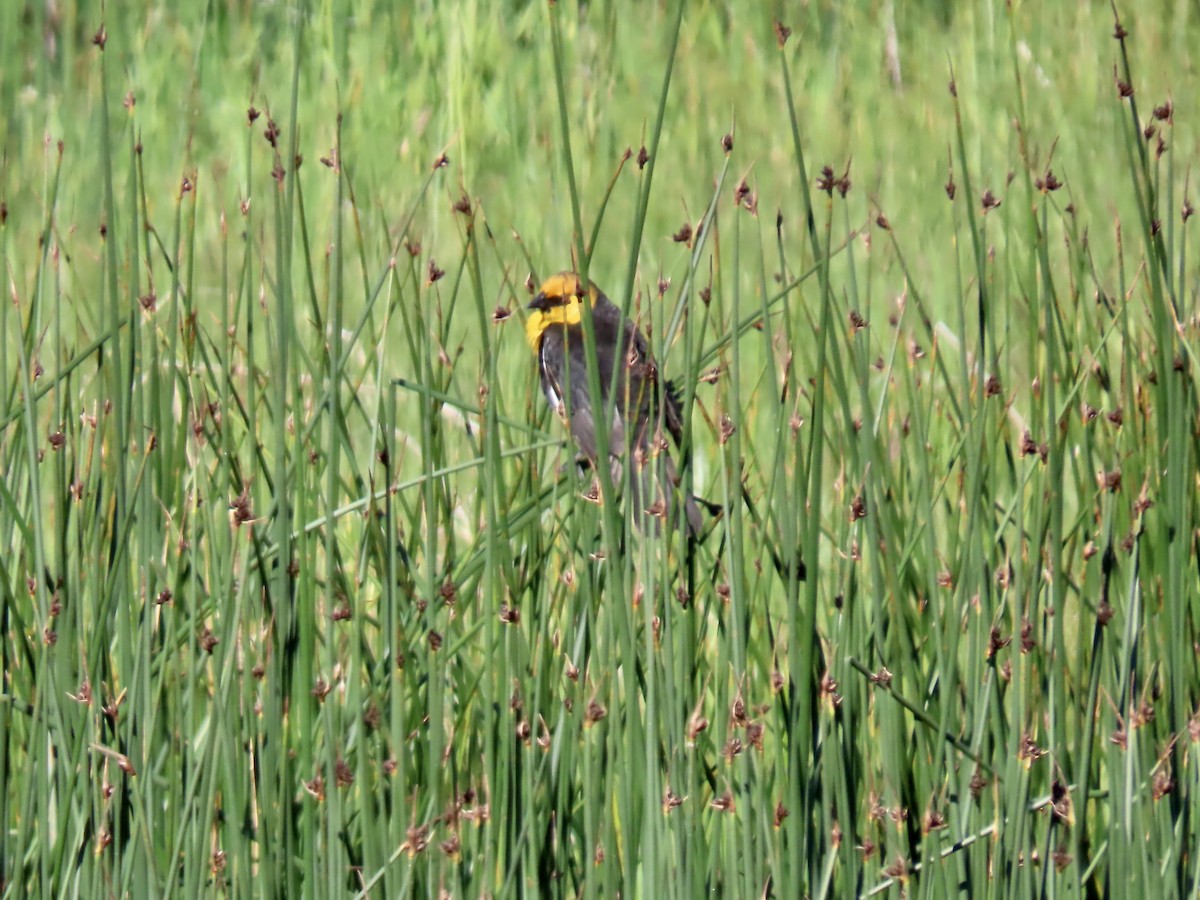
[525, 271, 703, 534]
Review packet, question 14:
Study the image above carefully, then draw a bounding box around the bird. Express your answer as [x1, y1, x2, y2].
[524, 270, 705, 535]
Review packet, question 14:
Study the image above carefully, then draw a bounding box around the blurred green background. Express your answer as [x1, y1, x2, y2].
[2, 0, 1198, 897]
[4, 1, 1194, 308]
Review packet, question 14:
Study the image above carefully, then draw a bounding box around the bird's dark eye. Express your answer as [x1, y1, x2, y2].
[528, 292, 566, 311]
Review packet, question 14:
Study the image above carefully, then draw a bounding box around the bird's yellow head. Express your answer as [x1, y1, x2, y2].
[524, 271, 601, 351]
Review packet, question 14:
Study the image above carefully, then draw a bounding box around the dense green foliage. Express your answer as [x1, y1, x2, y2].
[2, 0, 1198, 896]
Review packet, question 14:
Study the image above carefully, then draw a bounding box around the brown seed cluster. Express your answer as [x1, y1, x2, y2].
[1035, 170, 1062, 193]
[718, 414, 736, 445]
[230, 485, 253, 526]
[774, 21, 791, 48]
[815, 165, 851, 197]
[849, 495, 867, 522]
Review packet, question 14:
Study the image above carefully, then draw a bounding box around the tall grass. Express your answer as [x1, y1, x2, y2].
[1, 0, 1197, 896]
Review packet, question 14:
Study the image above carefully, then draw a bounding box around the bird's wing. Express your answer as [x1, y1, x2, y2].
[552, 324, 627, 461]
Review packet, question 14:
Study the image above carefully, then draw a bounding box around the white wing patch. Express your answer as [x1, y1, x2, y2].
[540, 341, 563, 409]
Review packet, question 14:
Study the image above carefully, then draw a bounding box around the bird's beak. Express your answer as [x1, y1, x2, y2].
[528, 292, 551, 311]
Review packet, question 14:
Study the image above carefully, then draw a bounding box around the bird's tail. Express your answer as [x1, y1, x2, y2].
[586, 444, 717, 537]
[636, 451, 712, 538]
